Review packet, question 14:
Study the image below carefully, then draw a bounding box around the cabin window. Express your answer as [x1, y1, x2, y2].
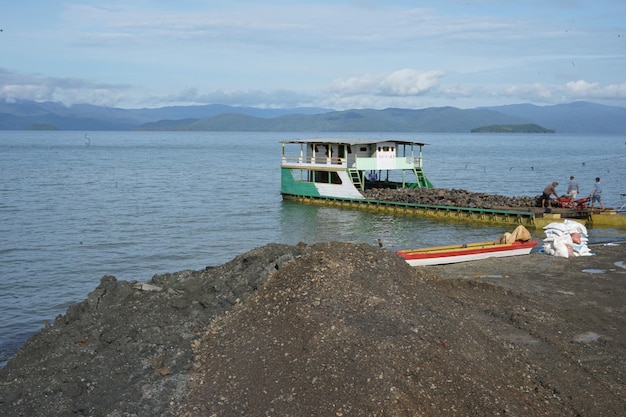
[288, 169, 309, 182]
[314, 171, 341, 184]
[289, 169, 341, 185]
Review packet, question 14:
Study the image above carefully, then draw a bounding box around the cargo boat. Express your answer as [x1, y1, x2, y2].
[280, 138, 625, 229]
[280, 138, 433, 199]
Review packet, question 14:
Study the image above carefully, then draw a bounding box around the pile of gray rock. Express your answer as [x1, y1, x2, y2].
[363, 187, 537, 209]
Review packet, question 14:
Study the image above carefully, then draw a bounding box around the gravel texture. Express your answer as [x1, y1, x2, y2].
[1, 241, 625, 416]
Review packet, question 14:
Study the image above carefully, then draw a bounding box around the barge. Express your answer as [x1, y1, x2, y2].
[280, 138, 625, 229]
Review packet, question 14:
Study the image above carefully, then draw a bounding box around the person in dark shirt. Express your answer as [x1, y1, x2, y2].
[541, 182, 558, 208]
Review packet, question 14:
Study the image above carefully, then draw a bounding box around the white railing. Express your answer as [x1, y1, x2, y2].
[407, 157, 422, 167]
[282, 156, 346, 166]
[282, 155, 421, 168]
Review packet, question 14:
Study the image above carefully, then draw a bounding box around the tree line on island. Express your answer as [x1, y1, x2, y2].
[470, 123, 555, 133]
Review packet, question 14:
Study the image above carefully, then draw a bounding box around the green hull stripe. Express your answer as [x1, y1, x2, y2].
[281, 169, 321, 197]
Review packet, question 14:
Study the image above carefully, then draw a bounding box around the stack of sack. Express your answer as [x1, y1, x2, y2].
[542, 219, 593, 258]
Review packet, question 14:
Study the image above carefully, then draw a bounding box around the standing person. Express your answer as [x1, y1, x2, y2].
[541, 182, 559, 208]
[567, 176, 579, 200]
[589, 177, 605, 210]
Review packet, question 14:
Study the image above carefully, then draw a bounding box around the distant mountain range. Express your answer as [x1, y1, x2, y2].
[1, 100, 625, 134]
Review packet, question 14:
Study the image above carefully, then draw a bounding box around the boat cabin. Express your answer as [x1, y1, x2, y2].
[280, 138, 433, 200]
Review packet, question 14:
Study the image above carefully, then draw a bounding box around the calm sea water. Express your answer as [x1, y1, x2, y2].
[1, 131, 625, 365]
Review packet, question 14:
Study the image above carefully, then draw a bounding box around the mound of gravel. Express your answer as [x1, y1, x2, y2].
[2, 242, 624, 416]
[0, 243, 306, 416]
[363, 187, 537, 209]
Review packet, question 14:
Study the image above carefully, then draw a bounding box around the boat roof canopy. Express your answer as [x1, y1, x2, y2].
[280, 138, 429, 146]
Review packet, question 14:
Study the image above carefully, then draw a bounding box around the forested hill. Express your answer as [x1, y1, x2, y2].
[138, 107, 527, 133]
[1, 100, 625, 134]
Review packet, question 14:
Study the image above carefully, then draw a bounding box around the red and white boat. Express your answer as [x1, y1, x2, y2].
[397, 240, 538, 266]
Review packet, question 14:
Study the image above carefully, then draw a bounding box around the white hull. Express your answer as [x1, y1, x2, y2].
[403, 246, 534, 266]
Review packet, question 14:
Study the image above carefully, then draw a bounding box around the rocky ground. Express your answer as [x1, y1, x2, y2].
[1, 240, 625, 416]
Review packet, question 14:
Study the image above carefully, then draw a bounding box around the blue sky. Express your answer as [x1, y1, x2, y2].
[1, 0, 625, 109]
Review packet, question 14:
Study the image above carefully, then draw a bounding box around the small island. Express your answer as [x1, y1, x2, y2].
[471, 123, 555, 133]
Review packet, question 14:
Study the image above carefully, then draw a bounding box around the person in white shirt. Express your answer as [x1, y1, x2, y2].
[567, 176, 579, 200]
[589, 177, 605, 210]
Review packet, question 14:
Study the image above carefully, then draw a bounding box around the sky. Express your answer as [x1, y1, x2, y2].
[1, 0, 625, 110]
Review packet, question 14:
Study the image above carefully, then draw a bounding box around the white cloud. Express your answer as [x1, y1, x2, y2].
[564, 80, 626, 99]
[500, 83, 555, 101]
[329, 69, 445, 97]
[565, 80, 601, 95]
[381, 69, 445, 96]
[0, 68, 131, 106]
[490, 79, 626, 105]
[3, 63, 626, 110]
[153, 87, 316, 109]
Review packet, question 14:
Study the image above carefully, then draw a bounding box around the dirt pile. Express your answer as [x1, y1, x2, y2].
[1, 242, 625, 416]
[0, 243, 306, 416]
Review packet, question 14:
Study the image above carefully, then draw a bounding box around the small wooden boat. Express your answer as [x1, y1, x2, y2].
[397, 240, 538, 266]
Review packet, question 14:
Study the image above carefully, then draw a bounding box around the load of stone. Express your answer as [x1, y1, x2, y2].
[363, 187, 537, 209]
